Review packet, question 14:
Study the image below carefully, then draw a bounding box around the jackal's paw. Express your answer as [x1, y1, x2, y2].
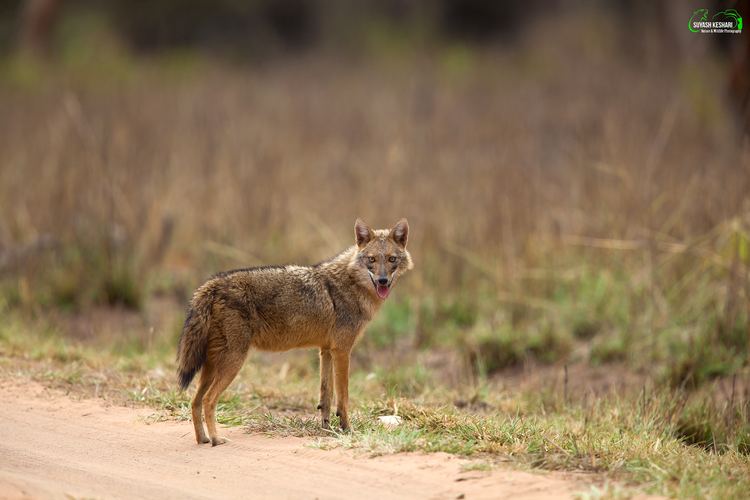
[197, 436, 211, 444]
[321, 419, 330, 430]
[335, 411, 351, 432]
[211, 436, 230, 447]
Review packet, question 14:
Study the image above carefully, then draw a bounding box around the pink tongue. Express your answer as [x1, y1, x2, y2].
[376, 284, 390, 299]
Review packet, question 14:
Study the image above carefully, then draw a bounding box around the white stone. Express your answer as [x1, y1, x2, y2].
[377, 415, 402, 427]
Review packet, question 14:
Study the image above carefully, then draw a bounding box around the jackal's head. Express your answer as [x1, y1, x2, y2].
[352, 218, 413, 300]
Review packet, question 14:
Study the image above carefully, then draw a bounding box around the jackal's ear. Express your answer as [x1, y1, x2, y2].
[355, 218, 374, 247]
[389, 218, 409, 248]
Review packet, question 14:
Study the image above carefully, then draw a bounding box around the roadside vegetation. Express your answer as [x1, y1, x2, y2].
[1, 6, 749, 499]
[1, 305, 749, 498]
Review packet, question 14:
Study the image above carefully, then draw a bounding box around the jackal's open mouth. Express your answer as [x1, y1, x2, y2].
[375, 283, 390, 299]
[369, 275, 391, 299]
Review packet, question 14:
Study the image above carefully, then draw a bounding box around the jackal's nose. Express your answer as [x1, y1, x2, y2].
[377, 277, 389, 285]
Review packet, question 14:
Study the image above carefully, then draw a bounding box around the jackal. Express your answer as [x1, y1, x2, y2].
[177, 218, 412, 445]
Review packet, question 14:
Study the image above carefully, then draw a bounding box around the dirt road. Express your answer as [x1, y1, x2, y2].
[0, 379, 587, 499]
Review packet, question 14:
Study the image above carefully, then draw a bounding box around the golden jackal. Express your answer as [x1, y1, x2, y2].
[177, 219, 412, 445]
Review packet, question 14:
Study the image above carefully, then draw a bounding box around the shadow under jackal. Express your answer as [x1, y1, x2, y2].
[177, 218, 413, 445]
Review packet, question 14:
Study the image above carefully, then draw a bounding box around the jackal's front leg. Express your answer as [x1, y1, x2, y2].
[332, 349, 351, 431]
[317, 348, 334, 429]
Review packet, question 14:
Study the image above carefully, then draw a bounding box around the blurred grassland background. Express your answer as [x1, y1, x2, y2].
[1, 0, 750, 494]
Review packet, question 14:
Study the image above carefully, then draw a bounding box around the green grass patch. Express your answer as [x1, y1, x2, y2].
[236, 394, 750, 498]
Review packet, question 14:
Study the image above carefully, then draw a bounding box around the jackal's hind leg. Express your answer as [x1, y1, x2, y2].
[191, 364, 215, 444]
[203, 353, 244, 446]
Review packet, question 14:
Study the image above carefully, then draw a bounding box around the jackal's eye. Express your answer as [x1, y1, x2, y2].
[388, 256, 397, 263]
[368, 256, 376, 263]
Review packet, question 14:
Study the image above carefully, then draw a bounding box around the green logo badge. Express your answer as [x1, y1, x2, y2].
[690, 8, 742, 33]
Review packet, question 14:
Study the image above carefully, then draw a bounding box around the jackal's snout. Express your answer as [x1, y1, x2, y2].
[370, 271, 391, 299]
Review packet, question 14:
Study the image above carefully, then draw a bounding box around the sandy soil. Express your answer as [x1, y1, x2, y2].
[0, 378, 589, 500]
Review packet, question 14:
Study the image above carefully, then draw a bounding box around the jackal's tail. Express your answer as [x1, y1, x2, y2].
[176, 285, 215, 390]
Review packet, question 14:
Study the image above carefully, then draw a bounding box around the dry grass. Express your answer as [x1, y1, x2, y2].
[1, 16, 747, 293]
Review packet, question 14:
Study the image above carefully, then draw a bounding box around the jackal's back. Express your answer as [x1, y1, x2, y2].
[210, 265, 338, 350]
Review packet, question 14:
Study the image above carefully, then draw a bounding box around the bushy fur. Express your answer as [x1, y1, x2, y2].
[176, 218, 412, 445]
